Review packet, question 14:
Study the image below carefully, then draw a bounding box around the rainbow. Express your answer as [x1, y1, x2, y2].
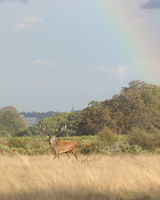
[88, 1, 160, 84]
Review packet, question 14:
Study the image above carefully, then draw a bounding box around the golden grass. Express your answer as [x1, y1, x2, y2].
[1, 154, 160, 200]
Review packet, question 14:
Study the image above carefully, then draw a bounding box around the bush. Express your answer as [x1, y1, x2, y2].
[128, 128, 160, 150]
[8, 137, 27, 149]
[79, 143, 100, 154]
[97, 126, 118, 146]
[0, 144, 11, 154]
[122, 144, 142, 153]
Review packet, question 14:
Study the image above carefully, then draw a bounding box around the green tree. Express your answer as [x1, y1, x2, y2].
[38, 113, 68, 136]
[103, 80, 160, 134]
[77, 102, 105, 135]
[66, 111, 81, 136]
[0, 106, 26, 136]
[77, 80, 160, 135]
[40, 112, 82, 137]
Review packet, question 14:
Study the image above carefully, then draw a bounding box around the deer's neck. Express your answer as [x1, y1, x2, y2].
[50, 137, 58, 150]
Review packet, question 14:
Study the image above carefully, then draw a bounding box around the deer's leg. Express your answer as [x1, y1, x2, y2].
[74, 153, 78, 160]
[71, 150, 78, 160]
[66, 152, 71, 160]
[53, 154, 57, 159]
[56, 150, 60, 159]
[53, 150, 58, 160]
[57, 154, 60, 159]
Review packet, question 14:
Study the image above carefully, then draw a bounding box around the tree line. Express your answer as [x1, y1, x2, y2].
[0, 80, 160, 138]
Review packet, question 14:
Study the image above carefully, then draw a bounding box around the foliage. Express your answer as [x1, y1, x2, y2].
[128, 128, 160, 150]
[78, 80, 160, 135]
[16, 124, 43, 136]
[65, 111, 81, 136]
[97, 126, 118, 146]
[0, 136, 51, 155]
[8, 137, 27, 149]
[39, 113, 69, 136]
[0, 106, 26, 136]
[0, 133, 160, 156]
[77, 101, 106, 136]
[103, 80, 160, 134]
[79, 143, 100, 154]
[122, 144, 142, 154]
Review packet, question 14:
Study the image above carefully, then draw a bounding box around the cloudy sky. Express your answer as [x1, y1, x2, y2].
[0, 0, 160, 112]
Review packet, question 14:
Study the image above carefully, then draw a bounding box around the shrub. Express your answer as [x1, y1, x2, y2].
[128, 128, 160, 150]
[122, 144, 142, 153]
[0, 143, 10, 154]
[97, 126, 118, 146]
[79, 143, 100, 154]
[8, 137, 27, 149]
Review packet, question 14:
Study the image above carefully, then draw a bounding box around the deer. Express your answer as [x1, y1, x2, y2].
[39, 124, 78, 160]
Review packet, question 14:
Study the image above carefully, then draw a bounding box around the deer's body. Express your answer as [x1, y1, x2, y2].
[40, 124, 78, 160]
[49, 135, 77, 159]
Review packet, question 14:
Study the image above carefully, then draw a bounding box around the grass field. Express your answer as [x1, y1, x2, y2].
[1, 154, 160, 200]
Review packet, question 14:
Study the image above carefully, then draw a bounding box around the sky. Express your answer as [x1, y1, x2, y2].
[0, 0, 160, 112]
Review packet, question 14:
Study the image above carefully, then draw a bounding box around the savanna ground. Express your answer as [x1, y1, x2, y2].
[1, 154, 160, 200]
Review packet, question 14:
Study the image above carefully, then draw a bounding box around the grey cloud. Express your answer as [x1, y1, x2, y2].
[141, 0, 160, 9]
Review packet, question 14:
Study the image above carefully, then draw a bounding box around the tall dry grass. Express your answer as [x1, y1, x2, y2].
[1, 154, 160, 200]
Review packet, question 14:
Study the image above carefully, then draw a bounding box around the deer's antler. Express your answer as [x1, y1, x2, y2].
[56, 124, 67, 136]
[39, 124, 50, 136]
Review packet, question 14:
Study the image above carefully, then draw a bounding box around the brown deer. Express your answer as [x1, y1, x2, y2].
[39, 124, 78, 160]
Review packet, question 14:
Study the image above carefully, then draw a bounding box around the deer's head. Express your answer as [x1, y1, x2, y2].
[39, 124, 67, 145]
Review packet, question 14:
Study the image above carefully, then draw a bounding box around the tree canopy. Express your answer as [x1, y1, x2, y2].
[0, 106, 26, 136]
[77, 80, 160, 135]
